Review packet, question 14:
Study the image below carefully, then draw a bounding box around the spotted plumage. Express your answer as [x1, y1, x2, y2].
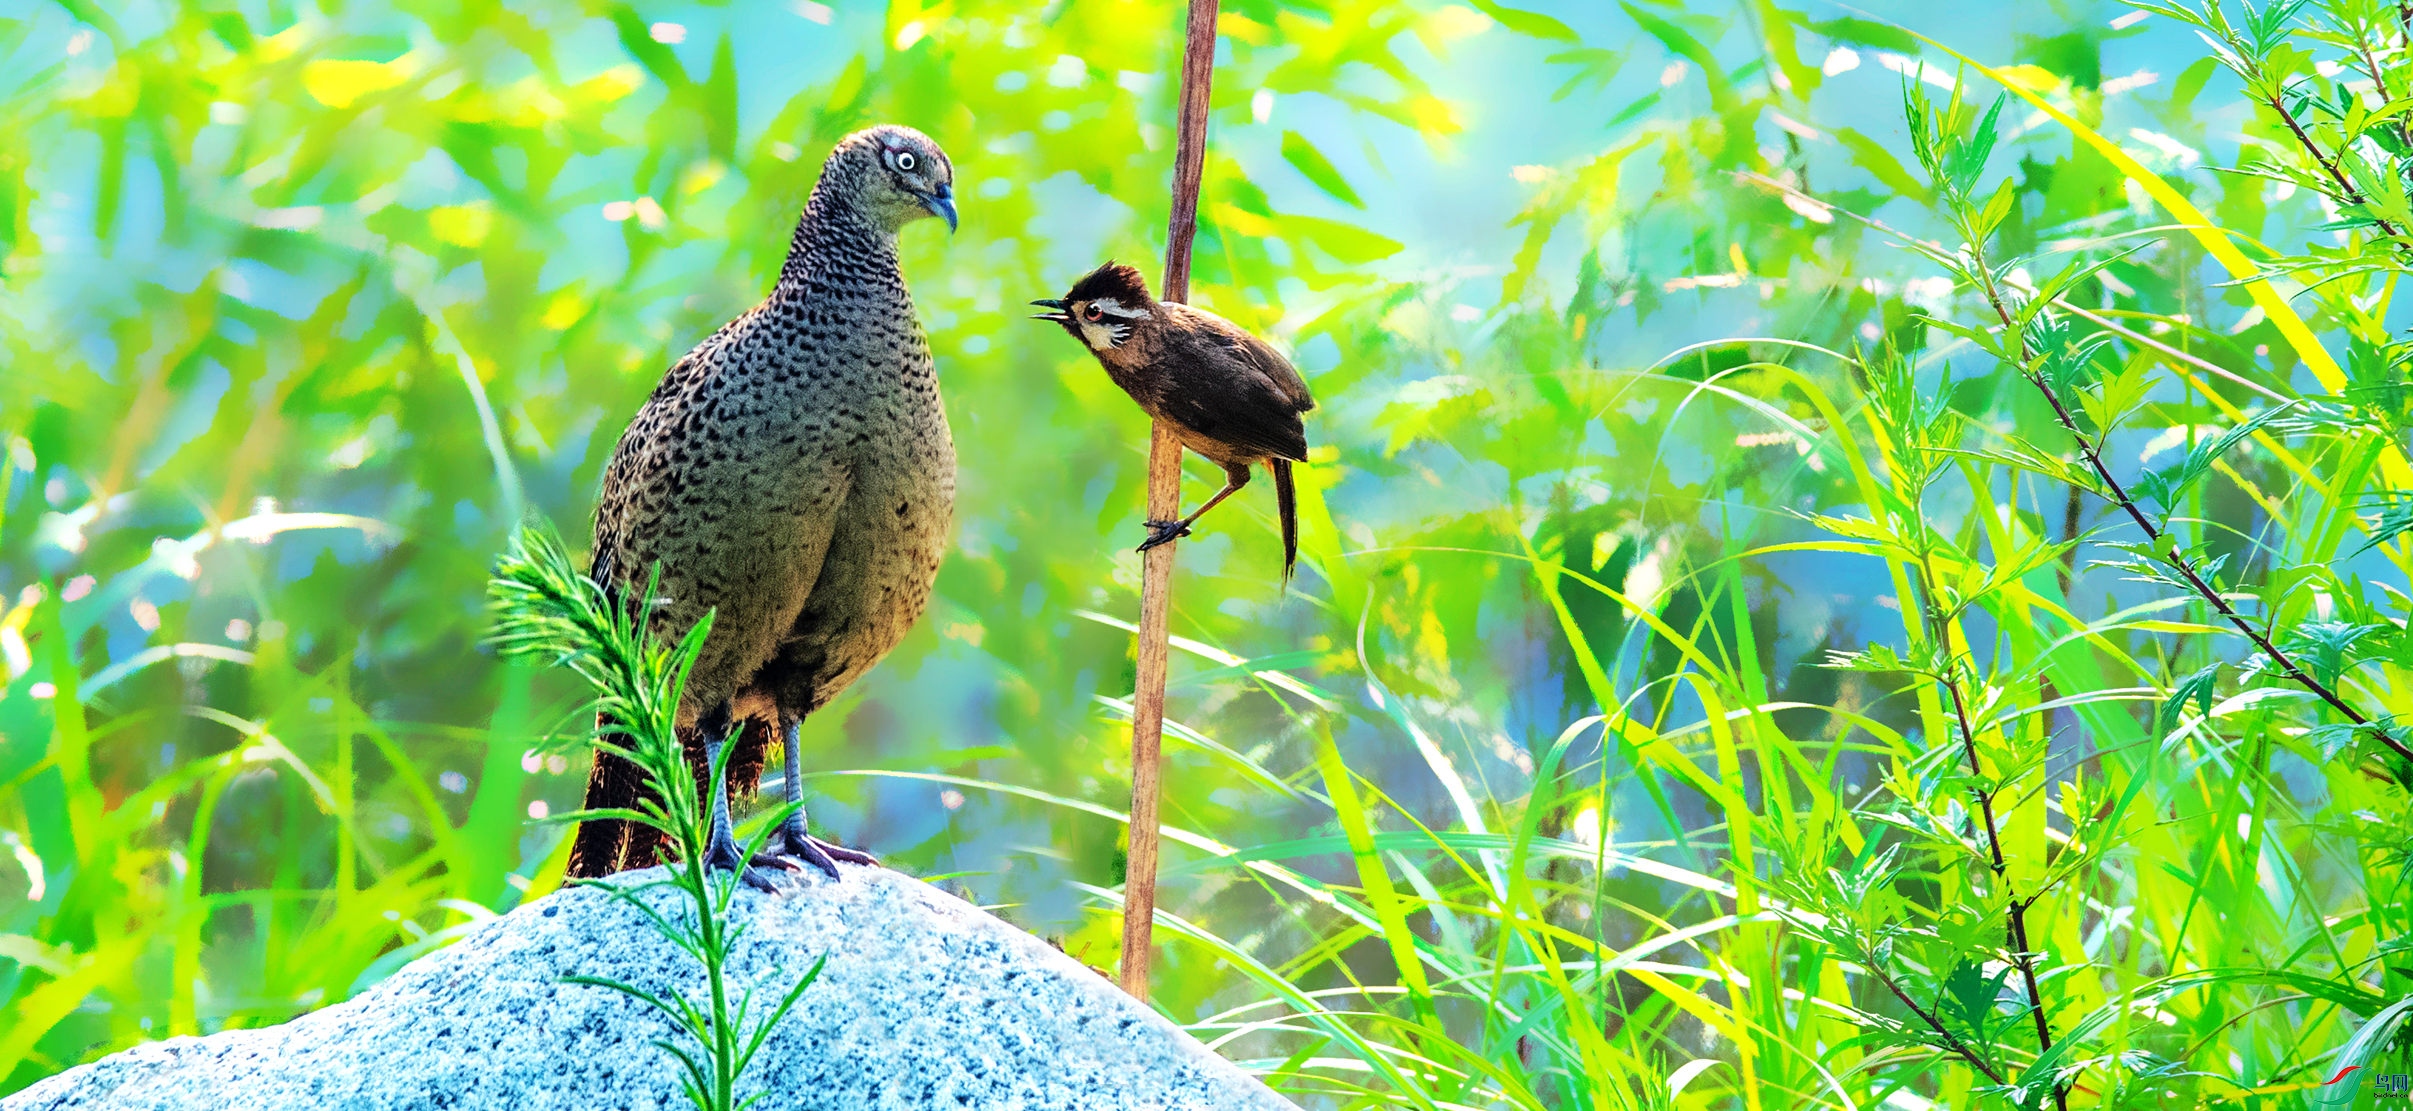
[570, 124, 959, 888]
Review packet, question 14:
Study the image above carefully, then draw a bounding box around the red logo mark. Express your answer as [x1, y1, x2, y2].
[2325, 1065, 2364, 1086]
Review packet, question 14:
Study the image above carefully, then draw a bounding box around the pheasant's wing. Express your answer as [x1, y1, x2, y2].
[590, 351, 704, 609]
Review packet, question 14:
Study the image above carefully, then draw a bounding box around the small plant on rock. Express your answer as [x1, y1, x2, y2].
[487, 525, 822, 1111]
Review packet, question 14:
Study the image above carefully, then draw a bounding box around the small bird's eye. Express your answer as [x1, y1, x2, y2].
[1083, 304, 1103, 322]
[896, 151, 917, 171]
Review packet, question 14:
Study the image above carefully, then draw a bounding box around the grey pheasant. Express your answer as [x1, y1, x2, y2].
[569, 124, 959, 889]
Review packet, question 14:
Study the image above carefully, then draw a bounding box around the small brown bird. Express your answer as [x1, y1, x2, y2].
[1031, 263, 1315, 580]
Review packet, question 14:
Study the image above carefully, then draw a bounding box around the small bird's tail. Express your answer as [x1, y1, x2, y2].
[1273, 458, 1299, 587]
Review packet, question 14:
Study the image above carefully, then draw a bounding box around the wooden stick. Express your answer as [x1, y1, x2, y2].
[1121, 0, 1219, 1004]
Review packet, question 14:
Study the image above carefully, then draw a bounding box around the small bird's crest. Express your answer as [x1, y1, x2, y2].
[1066, 262, 1152, 306]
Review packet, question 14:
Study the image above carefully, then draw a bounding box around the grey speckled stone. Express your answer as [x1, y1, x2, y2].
[4, 866, 1295, 1111]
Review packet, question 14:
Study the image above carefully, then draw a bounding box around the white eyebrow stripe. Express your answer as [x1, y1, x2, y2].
[1091, 298, 1150, 320]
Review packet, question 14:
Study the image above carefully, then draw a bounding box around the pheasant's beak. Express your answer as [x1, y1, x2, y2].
[1029, 298, 1070, 322]
[921, 183, 958, 233]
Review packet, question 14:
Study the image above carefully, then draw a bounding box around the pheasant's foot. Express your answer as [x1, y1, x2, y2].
[704, 829, 794, 893]
[776, 823, 878, 881]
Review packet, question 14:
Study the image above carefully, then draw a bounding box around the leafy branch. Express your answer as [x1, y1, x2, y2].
[1843, 346, 2070, 1111]
[488, 526, 819, 1111]
[2129, 0, 2413, 254]
[1899, 77, 2413, 767]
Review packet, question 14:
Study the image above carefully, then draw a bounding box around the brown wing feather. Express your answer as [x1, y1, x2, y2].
[1172, 304, 1314, 412]
[1157, 304, 1314, 462]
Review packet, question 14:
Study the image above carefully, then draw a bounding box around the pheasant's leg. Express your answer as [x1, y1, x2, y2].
[699, 705, 785, 892]
[1139, 463, 1252, 552]
[772, 714, 878, 880]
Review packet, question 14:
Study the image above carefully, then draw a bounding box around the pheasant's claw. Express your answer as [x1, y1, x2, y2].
[776, 827, 878, 881]
[704, 831, 792, 892]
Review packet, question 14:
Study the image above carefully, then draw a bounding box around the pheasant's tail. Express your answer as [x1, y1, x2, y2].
[568, 715, 770, 878]
[568, 548, 635, 879]
[567, 712, 641, 878]
[1273, 458, 1299, 588]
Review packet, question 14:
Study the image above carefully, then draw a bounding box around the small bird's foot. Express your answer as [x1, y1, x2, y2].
[775, 824, 878, 881]
[1137, 518, 1192, 553]
[704, 832, 794, 893]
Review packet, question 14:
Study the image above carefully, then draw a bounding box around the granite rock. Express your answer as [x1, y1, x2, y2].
[4, 865, 1293, 1110]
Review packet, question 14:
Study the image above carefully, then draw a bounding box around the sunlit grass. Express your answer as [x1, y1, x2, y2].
[5, 0, 2412, 1108]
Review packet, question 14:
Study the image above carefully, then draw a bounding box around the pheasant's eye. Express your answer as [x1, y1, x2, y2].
[896, 151, 917, 171]
[1082, 304, 1103, 322]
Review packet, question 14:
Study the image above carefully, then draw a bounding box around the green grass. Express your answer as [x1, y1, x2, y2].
[4, 0, 2412, 1108]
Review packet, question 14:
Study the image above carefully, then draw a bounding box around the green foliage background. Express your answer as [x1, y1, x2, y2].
[3, 0, 2411, 1106]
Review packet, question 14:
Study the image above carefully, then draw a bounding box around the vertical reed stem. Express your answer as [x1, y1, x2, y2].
[1121, 0, 1220, 1004]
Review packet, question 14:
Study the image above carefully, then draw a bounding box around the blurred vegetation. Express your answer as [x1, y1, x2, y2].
[4, 0, 2412, 1107]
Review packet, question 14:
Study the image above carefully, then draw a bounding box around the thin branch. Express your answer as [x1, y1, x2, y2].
[1121, 0, 1221, 1004]
[1907, 539, 2067, 1111]
[2346, 12, 2413, 152]
[2269, 96, 2389, 231]
[1969, 268, 2413, 765]
[2266, 92, 2409, 254]
[1871, 961, 2010, 1085]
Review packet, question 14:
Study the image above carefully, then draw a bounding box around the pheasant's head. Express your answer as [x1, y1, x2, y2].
[825, 124, 957, 234]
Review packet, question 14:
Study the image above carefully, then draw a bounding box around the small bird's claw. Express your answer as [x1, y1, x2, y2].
[1137, 519, 1192, 552]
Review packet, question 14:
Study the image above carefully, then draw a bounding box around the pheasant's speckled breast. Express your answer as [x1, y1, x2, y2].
[592, 212, 954, 727]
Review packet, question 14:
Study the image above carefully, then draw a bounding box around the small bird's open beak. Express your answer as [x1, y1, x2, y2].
[1029, 298, 1069, 322]
[921, 185, 958, 233]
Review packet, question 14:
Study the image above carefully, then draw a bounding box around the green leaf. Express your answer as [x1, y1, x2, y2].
[2090, 548, 2209, 595]
[1822, 642, 1911, 673]
[2025, 314, 2115, 395]
[1280, 132, 1365, 209]
[1468, 0, 1582, 42]
[1545, 48, 1623, 102]
[1808, 16, 1922, 54]
[609, 6, 690, 91]
[1914, 313, 2006, 359]
[1961, 436, 2090, 489]
[2158, 663, 2220, 738]
[704, 34, 740, 163]
[1605, 87, 1664, 128]
[2130, 403, 2296, 514]
[1947, 95, 2008, 197]
[1939, 959, 2014, 1041]
[2170, 55, 2219, 111]
[1974, 175, 2017, 238]
[2353, 493, 2413, 556]
[1284, 213, 1404, 265]
[2026, 245, 2147, 312]
[1620, 3, 1732, 108]
[2284, 620, 2385, 689]
[1836, 127, 1930, 199]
